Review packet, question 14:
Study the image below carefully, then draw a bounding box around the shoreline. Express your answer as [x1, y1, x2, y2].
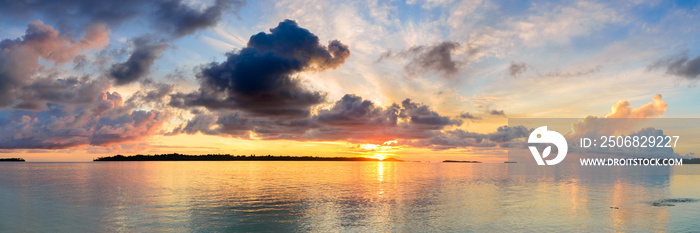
[94, 153, 404, 162]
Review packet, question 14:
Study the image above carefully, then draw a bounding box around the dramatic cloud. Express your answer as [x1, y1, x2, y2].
[90, 109, 168, 146]
[0, 20, 171, 149]
[315, 95, 400, 128]
[1, 0, 247, 86]
[562, 95, 678, 158]
[378, 41, 467, 76]
[0, 0, 245, 37]
[171, 19, 350, 116]
[0, 20, 110, 107]
[156, 0, 246, 37]
[15, 76, 109, 111]
[648, 54, 700, 79]
[167, 20, 530, 151]
[172, 92, 532, 151]
[173, 111, 316, 139]
[173, 94, 464, 144]
[0, 82, 169, 149]
[2, 0, 248, 86]
[108, 36, 168, 85]
[125, 82, 174, 109]
[308, 95, 462, 142]
[567, 94, 669, 144]
[605, 94, 667, 118]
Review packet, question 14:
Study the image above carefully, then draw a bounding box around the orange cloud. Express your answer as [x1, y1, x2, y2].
[21, 20, 110, 64]
[605, 94, 667, 118]
[570, 94, 670, 140]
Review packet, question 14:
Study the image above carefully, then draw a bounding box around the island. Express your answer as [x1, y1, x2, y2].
[442, 160, 481, 163]
[94, 153, 403, 162]
[683, 158, 700, 164]
[0, 158, 25, 162]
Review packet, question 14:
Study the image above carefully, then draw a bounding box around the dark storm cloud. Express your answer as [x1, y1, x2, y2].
[172, 19, 350, 116]
[509, 61, 528, 77]
[172, 89, 528, 150]
[164, 24, 513, 149]
[108, 36, 168, 85]
[174, 94, 463, 144]
[0, 0, 246, 37]
[170, 111, 317, 139]
[315, 94, 399, 127]
[378, 41, 468, 76]
[399, 98, 462, 129]
[298, 95, 462, 141]
[648, 54, 700, 79]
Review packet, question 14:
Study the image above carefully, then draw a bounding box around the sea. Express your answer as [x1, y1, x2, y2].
[1, 161, 699, 232]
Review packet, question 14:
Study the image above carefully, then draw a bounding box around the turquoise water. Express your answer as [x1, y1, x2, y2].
[1, 162, 699, 232]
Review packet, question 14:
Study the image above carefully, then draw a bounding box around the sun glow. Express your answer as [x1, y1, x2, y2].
[358, 140, 401, 160]
[360, 144, 380, 150]
[371, 153, 388, 160]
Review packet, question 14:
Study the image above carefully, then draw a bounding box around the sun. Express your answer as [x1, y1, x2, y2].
[357, 140, 403, 160]
[371, 154, 387, 160]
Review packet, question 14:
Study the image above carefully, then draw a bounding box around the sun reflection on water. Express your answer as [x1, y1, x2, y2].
[0, 162, 698, 232]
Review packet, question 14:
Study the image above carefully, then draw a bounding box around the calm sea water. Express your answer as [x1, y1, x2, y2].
[1, 161, 699, 232]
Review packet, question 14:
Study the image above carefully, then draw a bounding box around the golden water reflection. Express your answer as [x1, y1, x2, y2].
[0, 162, 698, 232]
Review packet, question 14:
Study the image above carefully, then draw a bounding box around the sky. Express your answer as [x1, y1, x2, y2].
[0, 0, 699, 162]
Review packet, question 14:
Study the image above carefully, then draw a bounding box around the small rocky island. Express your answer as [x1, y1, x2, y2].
[683, 158, 700, 164]
[94, 153, 403, 162]
[0, 158, 25, 162]
[442, 160, 481, 163]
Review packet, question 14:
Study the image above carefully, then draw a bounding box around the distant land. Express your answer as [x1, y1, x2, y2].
[94, 153, 404, 162]
[0, 158, 25, 162]
[443, 160, 481, 163]
[684, 158, 700, 164]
